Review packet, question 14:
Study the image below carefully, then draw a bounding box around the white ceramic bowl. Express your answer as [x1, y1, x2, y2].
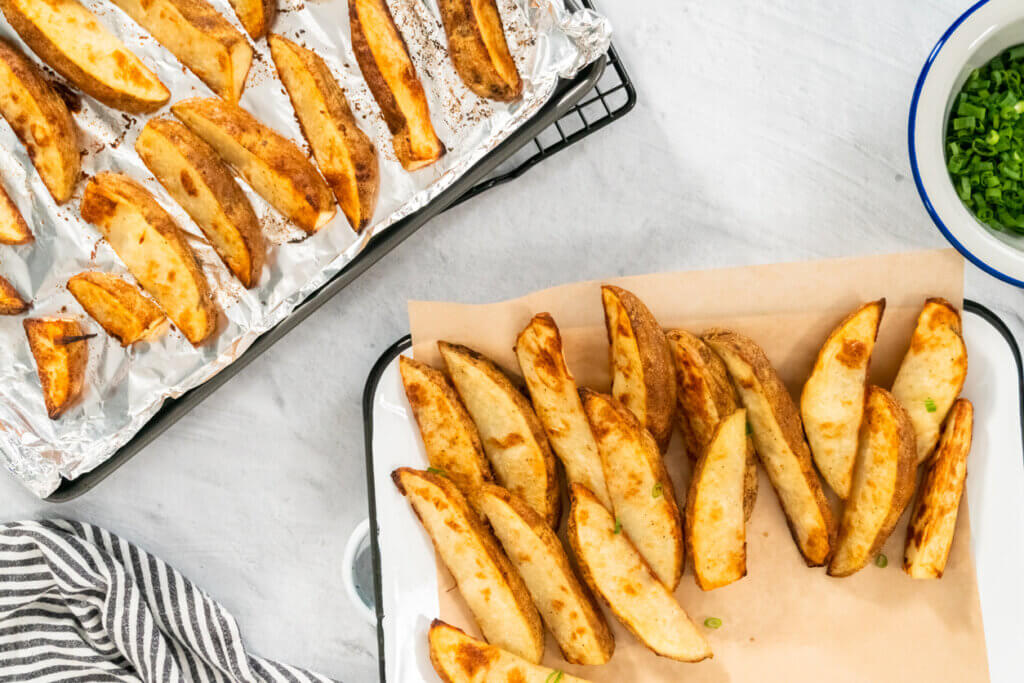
[910, 0, 1024, 286]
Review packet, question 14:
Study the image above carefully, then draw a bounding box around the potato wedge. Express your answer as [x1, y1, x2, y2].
[668, 328, 758, 519]
[801, 299, 885, 499]
[478, 483, 614, 665]
[136, 118, 265, 288]
[581, 389, 683, 589]
[67, 272, 167, 346]
[891, 298, 968, 464]
[0, 181, 33, 245]
[686, 408, 748, 590]
[80, 173, 218, 346]
[0, 0, 169, 113]
[23, 317, 88, 419]
[704, 329, 835, 566]
[439, 341, 560, 527]
[904, 398, 973, 579]
[349, 0, 445, 171]
[828, 386, 916, 577]
[109, 0, 252, 102]
[399, 356, 493, 504]
[438, 0, 522, 101]
[392, 468, 544, 663]
[0, 39, 78, 203]
[602, 285, 676, 452]
[0, 274, 29, 315]
[568, 484, 711, 662]
[172, 98, 336, 234]
[226, 0, 275, 39]
[514, 313, 611, 509]
[269, 34, 379, 231]
[429, 620, 592, 683]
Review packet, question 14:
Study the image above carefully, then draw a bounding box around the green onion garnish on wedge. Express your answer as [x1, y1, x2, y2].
[875, 554, 888, 568]
[426, 467, 446, 477]
[652, 482, 663, 498]
[704, 617, 723, 629]
[924, 398, 937, 413]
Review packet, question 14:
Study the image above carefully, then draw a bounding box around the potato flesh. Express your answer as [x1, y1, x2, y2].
[0, 274, 29, 315]
[24, 318, 87, 419]
[0, 183, 32, 244]
[603, 287, 648, 425]
[470, 0, 519, 87]
[227, 0, 271, 38]
[67, 273, 166, 345]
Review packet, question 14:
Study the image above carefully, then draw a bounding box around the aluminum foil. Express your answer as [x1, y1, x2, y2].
[0, 0, 611, 497]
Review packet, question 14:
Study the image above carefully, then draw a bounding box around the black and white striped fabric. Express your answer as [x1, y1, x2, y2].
[0, 520, 337, 683]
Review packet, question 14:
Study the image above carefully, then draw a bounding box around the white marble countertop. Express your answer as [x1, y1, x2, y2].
[2, 1, 1022, 680]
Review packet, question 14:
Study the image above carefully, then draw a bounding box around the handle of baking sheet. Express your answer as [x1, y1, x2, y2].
[342, 518, 376, 625]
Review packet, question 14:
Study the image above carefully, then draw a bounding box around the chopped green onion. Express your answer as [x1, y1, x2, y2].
[613, 518, 622, 534]
[652, 482, 663, 498]
[875, 554, 888, 568]
[924, 398, 937, 413]
[545, 671, 564, 683]
[426, 467, 446, 477]
[704, 617, 723, 629]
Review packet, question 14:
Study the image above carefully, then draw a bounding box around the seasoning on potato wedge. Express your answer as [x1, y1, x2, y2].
[392, 468, 544, 664]
[429, 620, 593, 683]
[439, 341, 560, 527]
[172, 98, 337, 234]
[582, 389, 683, 589]
[269, 34, 379, 232]
[80, 173, 219, 346]
[0, 274, 29, 315]
[801, 299, 885, 499]
[136, 118, 266, 288]
[438, 0, 522, 101]
[515, 312, 611, 509]
[226, 0, 275, 39]
[904, 398, 973, 579]
[704, 329, 835, 566]
[1, 182, 33, 245]
[828, 386, 916, 577]
[568, 484, 711, 662]
[891, 298, 968, 464]
[601, 285, 676, 452]
[0, 39, 78, 204]
[23, 317, 89, 419]
[349, 0, 445, 171]
[0, 0, 170, 114]
[67, 272, 167, 346]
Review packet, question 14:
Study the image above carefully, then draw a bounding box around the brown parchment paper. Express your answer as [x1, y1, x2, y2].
[407, 248, 988, 683]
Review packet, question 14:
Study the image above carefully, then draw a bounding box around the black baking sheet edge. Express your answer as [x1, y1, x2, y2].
[359, 299, 1024, 681]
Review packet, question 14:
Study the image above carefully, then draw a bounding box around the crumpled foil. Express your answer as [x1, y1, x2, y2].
[0, 0, 611, 497]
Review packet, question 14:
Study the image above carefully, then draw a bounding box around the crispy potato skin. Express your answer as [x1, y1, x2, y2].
[0, 0, 170, 113]
[1, 181, 34, 245]
[349, 0, 445, 171]
[227, 0, 275, 39]
[136, 118, 265, 288]
[904, 399, 973, 579]
[269, 34, 379, 231]
[0, 39, 79, 204]
[67, 272, 167, 346]
[801, 299, 885, 499]
[0, 274, 30, 315]
[393, 468, 544, 663]
[23, 317, 88, 419]
[438, 0, 522, 101]
[704, 329, 835, 566]
[602, 285, 676, 452]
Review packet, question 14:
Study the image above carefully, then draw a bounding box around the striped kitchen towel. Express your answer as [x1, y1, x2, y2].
[0, 520, 338, 683]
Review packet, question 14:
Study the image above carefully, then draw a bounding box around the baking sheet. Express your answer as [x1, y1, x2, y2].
[400, 249, 990, 682]
[0, 0, 611, 497]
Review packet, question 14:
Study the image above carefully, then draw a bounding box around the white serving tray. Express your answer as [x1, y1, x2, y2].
[355, 301, 1024, 682]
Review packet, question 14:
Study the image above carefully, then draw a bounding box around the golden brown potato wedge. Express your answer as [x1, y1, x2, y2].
[399, 356, 493, 504]
[891, 298, 968, 464]
[0, 181, 33, 245]
[227, 0, 275, 39]
[478, 484, 614, 666]
[686, 408, 748, 591]
[801, 299, 885, 499]
[828, 386, 916, 577]
[392, 468, 544, 663]
[704, 329, 835, 566]
[269, 34, 379, 232]
[23, 317, 88, 419]
[904, 398, 973, 579]
[438, 0, 522, 101]
[0, 39, 78, 203]
[0, 274, 29, 315]
[514, 313, 611, 509]
[136, 118, 265, 288]
[568, 484, 711, 662]
[80, 173, 219, 346]
[67, 272, 167, 346]
[0, 0, 169, 113]
[172, 98, 336, 234]
[581, 389, 683, 589]
[668, 328, 758, 519]
[602, 285, 676, 452]
[109, 0, 252, 102]
[349, 0, 445, 171]
[439, 341, 560, 527]
[429, 620, 592, 683]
